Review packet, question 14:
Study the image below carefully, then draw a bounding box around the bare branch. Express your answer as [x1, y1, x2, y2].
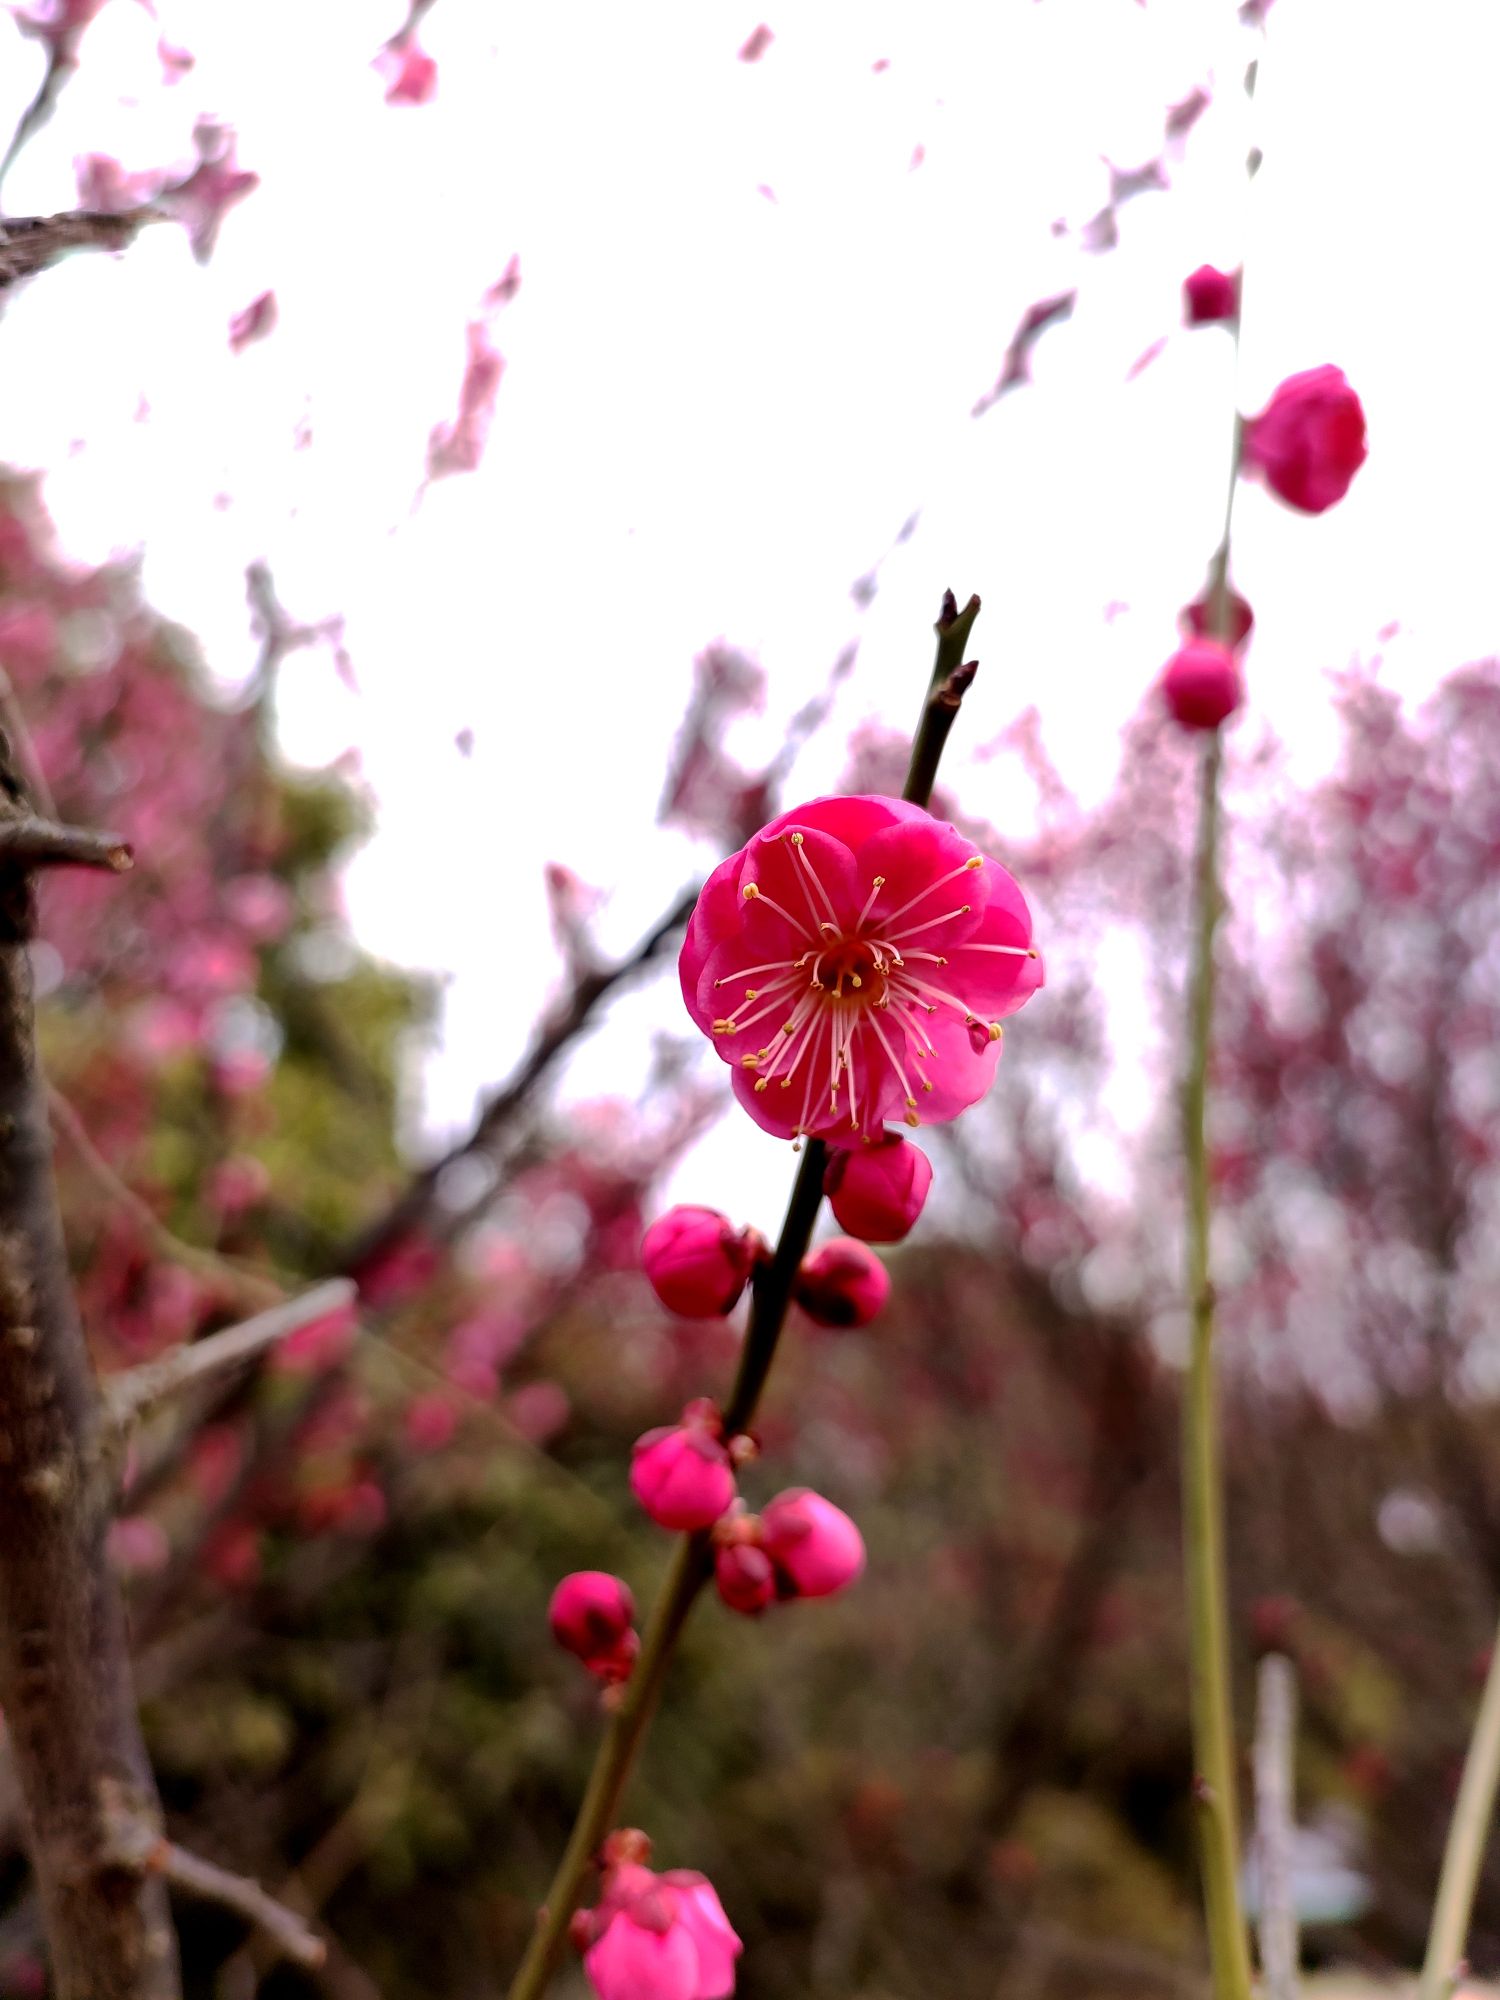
[340, 884, 698, 1281]
[0, 815, 131, 871]
[48, 1086, 283, 1315]
[0, 207, 160, 298]
[107, 1817, 324, 1971]
[104, 1279, 357, 1431]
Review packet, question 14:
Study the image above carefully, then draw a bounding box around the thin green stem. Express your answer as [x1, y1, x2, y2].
[1182, 736, 1254, 2000]
[505, 593, 979, 2000]
[1419, 1618, 1500, 2000]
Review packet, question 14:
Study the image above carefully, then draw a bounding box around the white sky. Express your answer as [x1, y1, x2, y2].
[1, 0, 1497, 1225]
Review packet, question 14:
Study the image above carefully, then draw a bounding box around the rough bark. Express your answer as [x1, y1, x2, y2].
[0, 770, 180, 1998]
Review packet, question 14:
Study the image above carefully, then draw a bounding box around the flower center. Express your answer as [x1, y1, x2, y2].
[813, 937, 886, 999]
[709, 827, 1033, 1137]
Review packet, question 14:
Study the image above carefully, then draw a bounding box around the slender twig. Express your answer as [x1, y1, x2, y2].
[0, 41, 69, 204]
[0, 672, 57, 819]
[48, 1086, 285, 1314]
[106, 1815, 324, 1971]
[1253, 1654, 1300, 2000]
[0, 816, 131, 870]
[340, 886, 699, 1280]
[503, 592, 981, 2000]
[1419, 1624, 1500, 2000]
[104, 1279, 357, 1430]
[0, 207, 160, 296]
[1182, 728, 1253, 2000]
[1179, 44, 1258, 1997]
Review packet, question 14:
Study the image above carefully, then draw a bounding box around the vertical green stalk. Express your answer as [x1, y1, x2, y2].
[1181, 724, 1254, 2000]
[1419, 1620, 1500, 2000]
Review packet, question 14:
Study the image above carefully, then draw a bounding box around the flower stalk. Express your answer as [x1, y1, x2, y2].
[1418, 1620, 1500, 2000]
[1181, 717, 1254, 2000]
[504, 594, 984, 2000]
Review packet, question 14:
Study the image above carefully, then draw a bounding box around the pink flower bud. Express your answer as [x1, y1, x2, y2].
[578, 1851, 742, 2000]
[1182, 263, 1239, 325]
[1181, 589, 1254, 651]
[760, 1489, 866, 1599]
[824, 1134, 932, 1243]
[640, 1205, 759, 1317]
[630, 1416, 736, 1530]
[792, 1238, 890, 1328]
[715, 1542, 776, 1615]
[1243, 364, 1367, 515]
[1161, 639, 1243, 732]
[549, 1572, 638, 1680]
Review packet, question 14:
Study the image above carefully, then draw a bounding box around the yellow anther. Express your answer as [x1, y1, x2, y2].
[988, 1023, 1003, 1043]
[754, 1078, 768, 1092]
[741, 1054, 759, 1069]
[904, 1110, 921, 1127]
[743, 883, 760, 900]
[745, 988, 758, 999]
[789, 831, 804, 845]
[850, 975, 863, 989]
[922, 1080, 934, 1092]
[964, 854, 983, 870]
[712, 1020, 735, 1035]
[873, 875, 885, 887]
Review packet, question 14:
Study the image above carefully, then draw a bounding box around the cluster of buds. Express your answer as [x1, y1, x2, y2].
[571, 1831, 741, 2000]
[713, 1490, 865, 1615]
[544, 797, 1044, 1995]
[549, 1572, 639, 1686]
[1161, 288, 1369, 734]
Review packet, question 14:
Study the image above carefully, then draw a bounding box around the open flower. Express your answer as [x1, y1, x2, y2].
[680, 796, 1041, 1143]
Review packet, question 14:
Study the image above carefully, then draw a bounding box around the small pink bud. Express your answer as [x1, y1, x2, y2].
[579, 1854, 742, 2000]
[630, 1421, 736, 1531]
[549, 1572, 637, 1680]
[824, 1134, 933, 1243]
[640, 1205, 759, 1317]
[1242, 364, 1367, 515]
[1182, 264, 1239, 325]
[1181, 588, 1254, 651]
[761, 1489, 866, 1599]
[1161, 639, 1243, 732]
[793, 1238, 890, 1328]
[715, 1542, 776, 1615]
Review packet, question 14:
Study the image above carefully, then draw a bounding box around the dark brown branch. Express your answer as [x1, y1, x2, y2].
[0, 780, 179, 1993]
[0, 207, 160, 297]
[339, 885, 698, 1283]
[0, 817, 131, 871]
[106, 1818, 324, 1972]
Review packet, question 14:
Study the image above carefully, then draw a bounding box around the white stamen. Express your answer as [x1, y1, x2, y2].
[886, 904, 972, 944]
[741, 881, 816, 938]
[856, 875, 887, 928]
[787, 831, 842, 928]
[875, 854, 983, 930]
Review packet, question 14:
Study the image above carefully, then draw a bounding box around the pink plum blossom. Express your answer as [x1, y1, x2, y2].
[793, 1238, 890, 1328]
[630, 1403, 736, 1531]
[228, 292, 277, 353]
[824, 1133, 932, 1242]
[1242, 365, 1368, 515]
[679, 796, 1041, 1144]
[1161, 639, 1243, 732]
[760, 1489, 866, 1599]
[577, 1851, 742, 2000]
[640, 1205, 761, 1317]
